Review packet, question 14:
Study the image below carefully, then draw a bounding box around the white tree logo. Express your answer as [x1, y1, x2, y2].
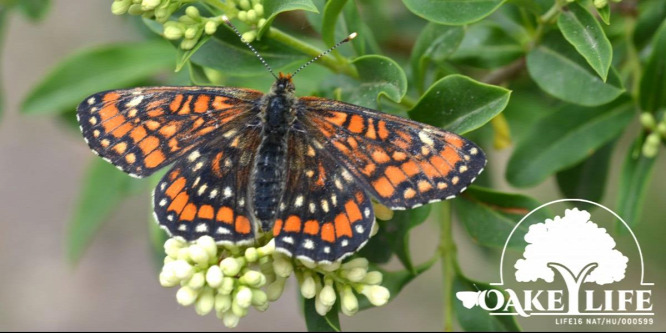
[514, 208, 628, 314]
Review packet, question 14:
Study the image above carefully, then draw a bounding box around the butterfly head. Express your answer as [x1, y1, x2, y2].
[272, 72, 295, 94]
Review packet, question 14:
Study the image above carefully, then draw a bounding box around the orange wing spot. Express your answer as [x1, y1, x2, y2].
[197, 126, 215, 136]
[361, 163, 376, 176]
[159, 123, 177, 138]
[403, 188, 416, 199]
[397, 130, 412, 143]
[372, 176, 395, 198]
[273, 219, 283, 236]
[110, 122, 132, 138]
[103, 92, 121, 102]
[430, 155, 452, 175]
[377, 120, 389, 140]
[345, 200, 363, 223]
[439, 147, 462, 165]
[144, 120, 161, 131]
[355, 191, 365, 202]
[348, 115, 364, 133]
[147, 108, 164, 117]
[194, 95, 210, 113]
[394, 138, 410, 150]
[401, 160, 420, 176]
[392, 151, 407, 161]
[315, 163, 326, 186]
[212, 96, 230, 110]
[235, 216, 252, 234]
[139, 136, 160, 155]
[346, 137, 358, 149]
[333, 141, 350, 156]
[168, 170, 180, 181]
[169, 94, 184, 112]
[180, 203, 197, 221]
[418, 180, 433, 192]
[130, 126, 147, 143]
[168, 192, 189, 213]
[125, 153, 136, 164]
[212, 152, 224, 177]
[112, 142, 127, 154]
[177, 95, 193, 114]
[216, 206, 234, 224]
[101, 114, 126, 133]
[334, 213, 352, 238]
[192, 118, 205, 130]
[326, 111, 347, 126]
[366, 118, 377, 139]
[419, 160, 441, 178]
[444, 133, 464, 148]
[321, 223, 335, 243]
[168, 138, 180, 152]
[230, 136, 240, 147]
[385, 165, 407, 185]
[100, 139, 110, 148]
[99, 105, 119, 121]
[166, 177, 186, 199]
[371, 148, 390, 163]
[284, 215, 302, 232]
[198, 205, 215, 219]
[304, 220, 319, 235]
[147, 99, 165, 110]
[145, 150, 166, 168]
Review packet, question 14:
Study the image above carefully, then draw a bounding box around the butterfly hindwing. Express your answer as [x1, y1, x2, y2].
[153, 123, 262, 245]
[272, 129, 375, 263]
[77, 86, 262, 177]
[299, 97, 487, 210]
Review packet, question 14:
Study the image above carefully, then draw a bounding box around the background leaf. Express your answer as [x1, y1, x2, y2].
[21, 41, 175, 115]
[506, 96, 633, 187]
[616, 137, 658, 227]
[639, 19, 666, 113]
[334, 55, 407, 109]
[257, 0, 318, 38]
[556, 140, 615, 202]
[453, 273, 521, 331]
[410, 23, 464, 92]
[449, 22, 524, 69]
[557, 2, 612, 80]
[402, 0, 506, 25]
[303, 297, 340, 332]
[526, 30, 624, 106]
[633, 0, 666, 50]
[410, 75, 511, 134]
[16, 0, 51, 21]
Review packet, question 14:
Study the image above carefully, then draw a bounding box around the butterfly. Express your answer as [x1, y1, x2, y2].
[76, 28, 486, 264]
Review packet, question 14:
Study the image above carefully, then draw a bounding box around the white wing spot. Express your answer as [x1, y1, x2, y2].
[355, 225, 365, 234]
[93, 130, 100, 138]
[335, 178, 343, 190]
[303, 239, 315, 250]
[280, 202, 286, 211]
[193, 176, 201, 187]
[324, 246, 331, 254]
[88, 117, 97, 125]
[309, 202, 316, 213]
[87, 97, 95, 105]
[188, 150, 201, 162]
[223, 129, 237, 138]
[418, 131, 435, 146]
[193, 162, 204, 172]
[470, 147, 478, 155]
[341, 170, 353, 182]
[197, 184, 208, 196]
[452, 176, 459, 185]
[238, 198, 245, 207]
[321, 199, 329, 213]
[217, 227, 230, 234]
[126, 95, 144, 107]
[223, 187, 232, 198]
[364, 207, 371, 218]
[195, 223, 208, 233]
[341, 239, 349, 247]
[295, 195, 304, 208]
[178, 224, 187, 231]
[224, 158, 232, 167]
[159, 198, 167, 207]
[167, 214, 174, 221]
[305, 170, 314, 178]
[331, 195, 337, 206]
[209, 189, 218, 199]
[459, 165, 468, 173]
[421, 146, 431, 155]
[90, 107, 98, 113]
[160, 182, 167, 191]
[282, 236, 294, 244]
[307, 146, 316, 157]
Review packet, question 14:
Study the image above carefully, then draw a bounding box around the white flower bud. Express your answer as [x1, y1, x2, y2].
[362, 271, 383, 285]
[195, 287, 215, 315]
[163, 256, 175, 265]
[640, 113, 656, 129]
[218, 277, 236, 295]
[196, 235, 217, 258]
[188, 271, 206, 289]
[344, 267, 367, 282]
[254, 4, 264, 17]
[111, 0, 132, 15]
[231, 299, 249, 317]
[299, 259, 317, 269]
[221, 311, 240, 328]
[361, 285, 390, 306]
[257, 18, 267, 29]
[188, 245, 209, 266]
[272, 255, 293, 277]
[251, 289, 268, 309]
[159, 270, 180, 287]
[246, 9, 257, 22]
[220, 257, 243, 276]
[300, 271, 317, 299]
[184, 26, 198, 40]
[171, 260, 194, 280]
[257, 239, 275, 257]
[206, 265, 224, 288]
[240, 270, 265, 288]
[647, 132, 661, 145]
[141, 0, 161, 10]
[241, 31, 256, 43]
[315, 296, 332, 316]
[176, 286, 199, 306]
[235, 286, 253, 308]
[658, 122, 666, 136]
[164, 238, 185, 258]
[244, 247, 258, 263]
[340, 286, 358, 316]
[205, 21, 218, 35]
[185, 6, 200, 19]
[318, 284, 336, 307]
[176, 248, 190, 261]
[215, 293, 232, 313]
[318, 261, 341, 272]
[342, 258, 368, 270]
[180, 38, 197, 50]
[127, 3, 143, 15]
[239, 0, 251, 10]
[266, 276, 287, 301]
[237, 11, 248, 22]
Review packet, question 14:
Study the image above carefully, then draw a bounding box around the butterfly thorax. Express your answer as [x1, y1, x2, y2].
[251, 76, 297, 232]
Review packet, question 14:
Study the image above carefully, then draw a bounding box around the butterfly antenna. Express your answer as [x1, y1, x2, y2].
[291, 32, 358, 77]
[222, 15, 277, 79]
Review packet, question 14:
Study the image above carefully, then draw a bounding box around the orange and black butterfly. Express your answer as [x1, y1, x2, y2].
[76, 25, 486, 264]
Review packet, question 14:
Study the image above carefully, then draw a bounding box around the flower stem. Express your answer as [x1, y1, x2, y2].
[267, 27, 359, 78]
[439, 201, 456, 332]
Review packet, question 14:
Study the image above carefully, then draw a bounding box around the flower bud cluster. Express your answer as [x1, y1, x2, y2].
[639, 112, 665, 158]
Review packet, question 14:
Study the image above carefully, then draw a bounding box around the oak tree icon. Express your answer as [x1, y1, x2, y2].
[514, 208, 628, 314]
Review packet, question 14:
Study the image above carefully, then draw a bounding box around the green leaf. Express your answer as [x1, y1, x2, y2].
[16, 0, 51, 21]
[67, 159, 141, 264]
[597, 3, 611, 25]
[633, 0, 666, 50]
[450, 22, 524, 69]
[176, 35, 211, 72]
[557, 2, 612, 81]
[402, 0, 506, 25]
[454, 186, 546, 250]
[410, 23, 464, 91]
[257, 0, 318, 38]
[321, 0, 348, 53]
[453, 273, 521, 331]
[303, 297, 340, 332]
[526, 30, 624, 106]
[190, 25, 307, 77]
[358, 257, 437, 311]
[337, 55, 407, 109]
[616, 137, 658, 227]
[21, 41, 175, 115]
[639, 20, 666, 113]
[379, 206, 431, 271]
[342, 1, 381, 56]
[506, 96, 634, 187]
[410, 75, 511, 134]
[556, 140, 615, 203]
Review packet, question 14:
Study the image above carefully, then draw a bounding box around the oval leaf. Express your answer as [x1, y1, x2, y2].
[450, 22, 524, 69]
[410, 23, 464, 91]
[526, 30, 624, 106]
[633, 0, 666, 50]
[303, 297, 340, 332]
[555, 140, 615, 203]
[557, 2, 612, 80]
[506, 96, 634, 187]
[402, 0, 506, 25]
[21, 41, 175, 115]
[616, 137, 658, 227]
[336, 55, 407, 109]
[410, 75, 511, 134]
[639, 19, 666, 113]
[257, 0, 318, 38]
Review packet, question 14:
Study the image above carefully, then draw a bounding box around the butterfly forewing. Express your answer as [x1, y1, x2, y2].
[77, 86, 262, 177]
[298, 97, 487, 210]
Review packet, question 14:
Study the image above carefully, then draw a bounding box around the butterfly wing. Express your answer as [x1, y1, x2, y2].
[77, 86, 262, 177]
[153, 124, 262, 244]
[298, 97, 486, 209]
[272, 128, 375, 263]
